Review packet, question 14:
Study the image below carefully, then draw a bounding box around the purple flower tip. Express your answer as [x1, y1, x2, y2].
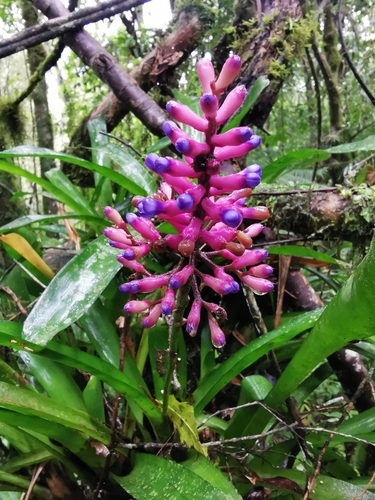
[245, 172, 261, 188]
[137, 197, 164, 218]
[154, 157, 170, 173]
[201, 93, 216, 107]
[162, 121, 176, 138]
[145, 153, 159, 171]
[239, 127, 252, 142]
[125, 212, 136, 223]
[246, 164, 262, 176]
[162, 304, 173, 315]
[122, 249, 135, 260]
[175, 138, 190, 154]
[228, 281, 240, 293]
[221, 209, 243, 228]
[169, 277, 181, 289]
[249, 135, 262, 148]
[119, 282, 139, 293]
[176, 193, 194, 210]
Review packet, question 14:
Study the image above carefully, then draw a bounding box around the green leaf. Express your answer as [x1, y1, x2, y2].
[4, 449, 53, 474]
[83, 376, 105, 421]
[0, 381, 110, 443]
[0, 214, 107, 234]
[113, 453, 232, 500]
[94, 143, 156, 195]
[245, 234, 375, 439]
[147, 136, 172, 153]
[327, 135, 375, 154]
[22, 235, 121, 345]
[222, 76, 270, 132]
[88, 116, 113, 207]
[249, 461, 375, 499]
[0, 321, 164, 426]
[182, 452, 242, 500]
[267, 245, 338, 264]
[78, 299, 120, 366]
[193, 309, 323, 414]
[0, 408, 86, 453]
[45, 168, 98, 217]
[262, 149, 330, 183]
[0, 146, 150, 195]
[20, 352, 87, 412]
[166, 395, 207, 456]
[0, 159, 91, 216]
[225, 375, 272, 438]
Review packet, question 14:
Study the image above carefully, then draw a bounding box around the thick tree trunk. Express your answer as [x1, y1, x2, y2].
[214, 0, 302, 130]
[21, 0, 56, 214]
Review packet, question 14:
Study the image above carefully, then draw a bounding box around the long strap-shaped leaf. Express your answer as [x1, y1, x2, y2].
[243, 234, 375, 438]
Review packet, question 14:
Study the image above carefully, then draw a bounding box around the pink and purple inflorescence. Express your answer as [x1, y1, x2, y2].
[104, 55, 274, 348]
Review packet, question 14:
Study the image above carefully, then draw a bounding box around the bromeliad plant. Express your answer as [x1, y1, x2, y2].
[103, 55, 274, 348]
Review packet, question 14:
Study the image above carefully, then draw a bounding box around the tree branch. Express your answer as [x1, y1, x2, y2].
[0, 0, 151, 59]
[32, 0, 166, 138]
[68, 7, 204, 163]
[337, 0, 375, 108]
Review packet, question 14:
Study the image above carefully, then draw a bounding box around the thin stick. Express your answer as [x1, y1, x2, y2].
[162, 282, 190, 415]
[0, 286, 28, 316]
[93, 314, 130, 498]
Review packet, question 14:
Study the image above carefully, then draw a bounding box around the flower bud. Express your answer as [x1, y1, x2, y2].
[166, 101, 208, 132]
[240, 274, 274, 295]
[145, 153, 160, 172]
[170, 265, 194, 289]
[221, 209, 243, 228]
[116, 256, 148, 274]
[120, 274, 170, 293]
[122, 244, 151, 261]
[199, 93, 218, 118]
[208, 315, 226, 348]
[186, 300, 202, 337]
[176, 193, 194, 211]
[216, 85, 247, 124]
[164, 234, 183, 251]
[243, 223, 264, 237]
[124, 300, 151, 313]
[214, 55, 242, 93]
[161, 289, 176, 315]
[230, 249, 269, 269]
[197, 58, 215, 93]
[214, 136, 261, 161]
[104, 207, 126, 228]
[202, 274, 239, 295]
[175, 137, 209, 158]
[249, 264, 274, 278]
[103, 227, 132, 245]
[161, 157, 199, 178]
[137, 197, 165, 218]
[142, 304, 162, 328]
[126, 213, 160, 242]
[240, 206, 270, 221]
[211, 127, 252, 147]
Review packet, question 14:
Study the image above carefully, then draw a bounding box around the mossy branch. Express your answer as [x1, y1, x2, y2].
[13, 40, 65, 107]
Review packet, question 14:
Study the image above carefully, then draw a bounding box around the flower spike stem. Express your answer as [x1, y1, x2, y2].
[162, 282, 191, 415]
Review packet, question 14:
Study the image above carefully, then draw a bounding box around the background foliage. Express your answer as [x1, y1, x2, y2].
[1, 0, 375, 499]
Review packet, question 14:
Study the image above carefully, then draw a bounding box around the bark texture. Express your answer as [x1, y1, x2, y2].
[21, 0, 56, 214]
[0, 0, 151, 59]
[32, 0, 167, 139]
[257, 186, 375, 243]
[215, 0, 302, 130]
[68, 6, 204, 171]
